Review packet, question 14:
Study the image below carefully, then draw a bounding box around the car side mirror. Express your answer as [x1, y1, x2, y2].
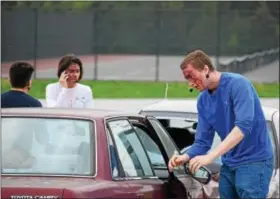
[185, 164, 212, 184]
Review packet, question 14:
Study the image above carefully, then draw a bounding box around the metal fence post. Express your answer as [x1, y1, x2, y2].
[33, 8, 38, 79]
[216, 2, 221, 70]
[155, 5, 162, 82]
[92, 7, 99, 80]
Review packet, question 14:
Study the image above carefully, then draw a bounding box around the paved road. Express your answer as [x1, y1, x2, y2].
[2, 55, 279, 82]
[39, 98, 279, 111]
[243, 60, 279, 83]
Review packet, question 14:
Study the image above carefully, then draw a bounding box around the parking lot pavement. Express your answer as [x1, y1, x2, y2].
[2, 56, 278, 82]
[243, 60, 279, 83]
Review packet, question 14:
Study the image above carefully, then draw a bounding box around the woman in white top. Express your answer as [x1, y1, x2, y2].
[46, 54, 94, 108]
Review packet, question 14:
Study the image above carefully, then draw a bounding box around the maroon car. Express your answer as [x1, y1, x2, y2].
[2, 108, 215, 199]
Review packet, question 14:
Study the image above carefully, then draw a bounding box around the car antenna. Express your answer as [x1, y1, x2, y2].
[164, 82, 169, 99]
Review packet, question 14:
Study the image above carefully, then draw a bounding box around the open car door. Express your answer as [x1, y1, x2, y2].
[143, 116, 219, 198]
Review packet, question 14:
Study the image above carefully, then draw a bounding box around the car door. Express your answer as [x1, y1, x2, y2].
[266, 113, 279, 198]
[130, 118, 192, 198]
[271, 110, 279, 198]
[106, 118, 166, 199]
[145, 116, 219, 198]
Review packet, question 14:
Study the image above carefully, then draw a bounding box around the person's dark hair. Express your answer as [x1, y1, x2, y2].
[57, 54, 83, 81]
[9, 62, 35, 88]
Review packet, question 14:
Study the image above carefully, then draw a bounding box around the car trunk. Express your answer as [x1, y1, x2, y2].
[1, 176, 100, 199]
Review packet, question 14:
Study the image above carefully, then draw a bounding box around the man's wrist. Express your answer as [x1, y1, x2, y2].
[208, 151, 218, 161]
[182, 153, 190, 162]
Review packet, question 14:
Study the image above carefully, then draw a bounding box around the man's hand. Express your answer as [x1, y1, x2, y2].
[212, 173, 220, 182]
[189, 154, 215, 174]
[168, 154, 190, 172]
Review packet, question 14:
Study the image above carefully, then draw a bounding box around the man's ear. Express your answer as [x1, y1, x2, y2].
[27, 80, 32, 89]
[204, 65, 209, 72]
[8, 77, 14, 89]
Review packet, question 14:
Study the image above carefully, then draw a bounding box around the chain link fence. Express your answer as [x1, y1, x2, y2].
[1, 2, 279, 81]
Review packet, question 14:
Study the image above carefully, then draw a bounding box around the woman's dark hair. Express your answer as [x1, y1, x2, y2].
[57, 54, 83, 81]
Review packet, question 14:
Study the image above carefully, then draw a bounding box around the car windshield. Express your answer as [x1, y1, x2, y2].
[1, 117, 94, 176]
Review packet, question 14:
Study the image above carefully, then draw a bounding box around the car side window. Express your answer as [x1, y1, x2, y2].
[107, 119, 154, 177]
[147, 118, 186, 175]
[107, 132, 119, 178]
[134, 126, 166, 168]
[133, 125, 171, 178]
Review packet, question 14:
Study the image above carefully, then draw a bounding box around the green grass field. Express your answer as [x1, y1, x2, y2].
[1, 78, 279, 98]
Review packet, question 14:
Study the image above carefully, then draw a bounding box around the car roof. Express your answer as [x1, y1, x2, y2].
[140, 99, 279, 120]
[140, 99, 198, 113]
[1, 108, 142, 120]
[262, 106, 279, 120]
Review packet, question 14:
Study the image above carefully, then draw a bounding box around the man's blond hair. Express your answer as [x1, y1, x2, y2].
[180, 50, 215, 71]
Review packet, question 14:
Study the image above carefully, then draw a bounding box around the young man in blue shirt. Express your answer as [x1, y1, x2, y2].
[1, 62, 42, 108]
[168, 50, 273, 199]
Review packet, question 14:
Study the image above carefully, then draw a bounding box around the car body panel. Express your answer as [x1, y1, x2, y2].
[1, 108, 212, 199]
[2, 177, 132, 198]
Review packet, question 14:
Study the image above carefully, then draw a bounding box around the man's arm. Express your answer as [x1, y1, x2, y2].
[185, 98, 215, 159]
[208, 126, 244, 160]
[208, 78, 255, 160]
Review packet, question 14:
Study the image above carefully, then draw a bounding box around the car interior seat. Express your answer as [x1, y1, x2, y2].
[77, 141, 91, 174]
[165, 127, 195, 150]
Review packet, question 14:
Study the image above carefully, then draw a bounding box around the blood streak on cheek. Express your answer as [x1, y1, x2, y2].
[192, 79, 201, 88]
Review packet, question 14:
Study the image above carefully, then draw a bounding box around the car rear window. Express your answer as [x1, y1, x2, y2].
[1, 117, 94, 176]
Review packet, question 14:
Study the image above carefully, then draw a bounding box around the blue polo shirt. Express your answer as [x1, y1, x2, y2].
[185, 72, 273, 167]
[1, 90, 42, 108]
